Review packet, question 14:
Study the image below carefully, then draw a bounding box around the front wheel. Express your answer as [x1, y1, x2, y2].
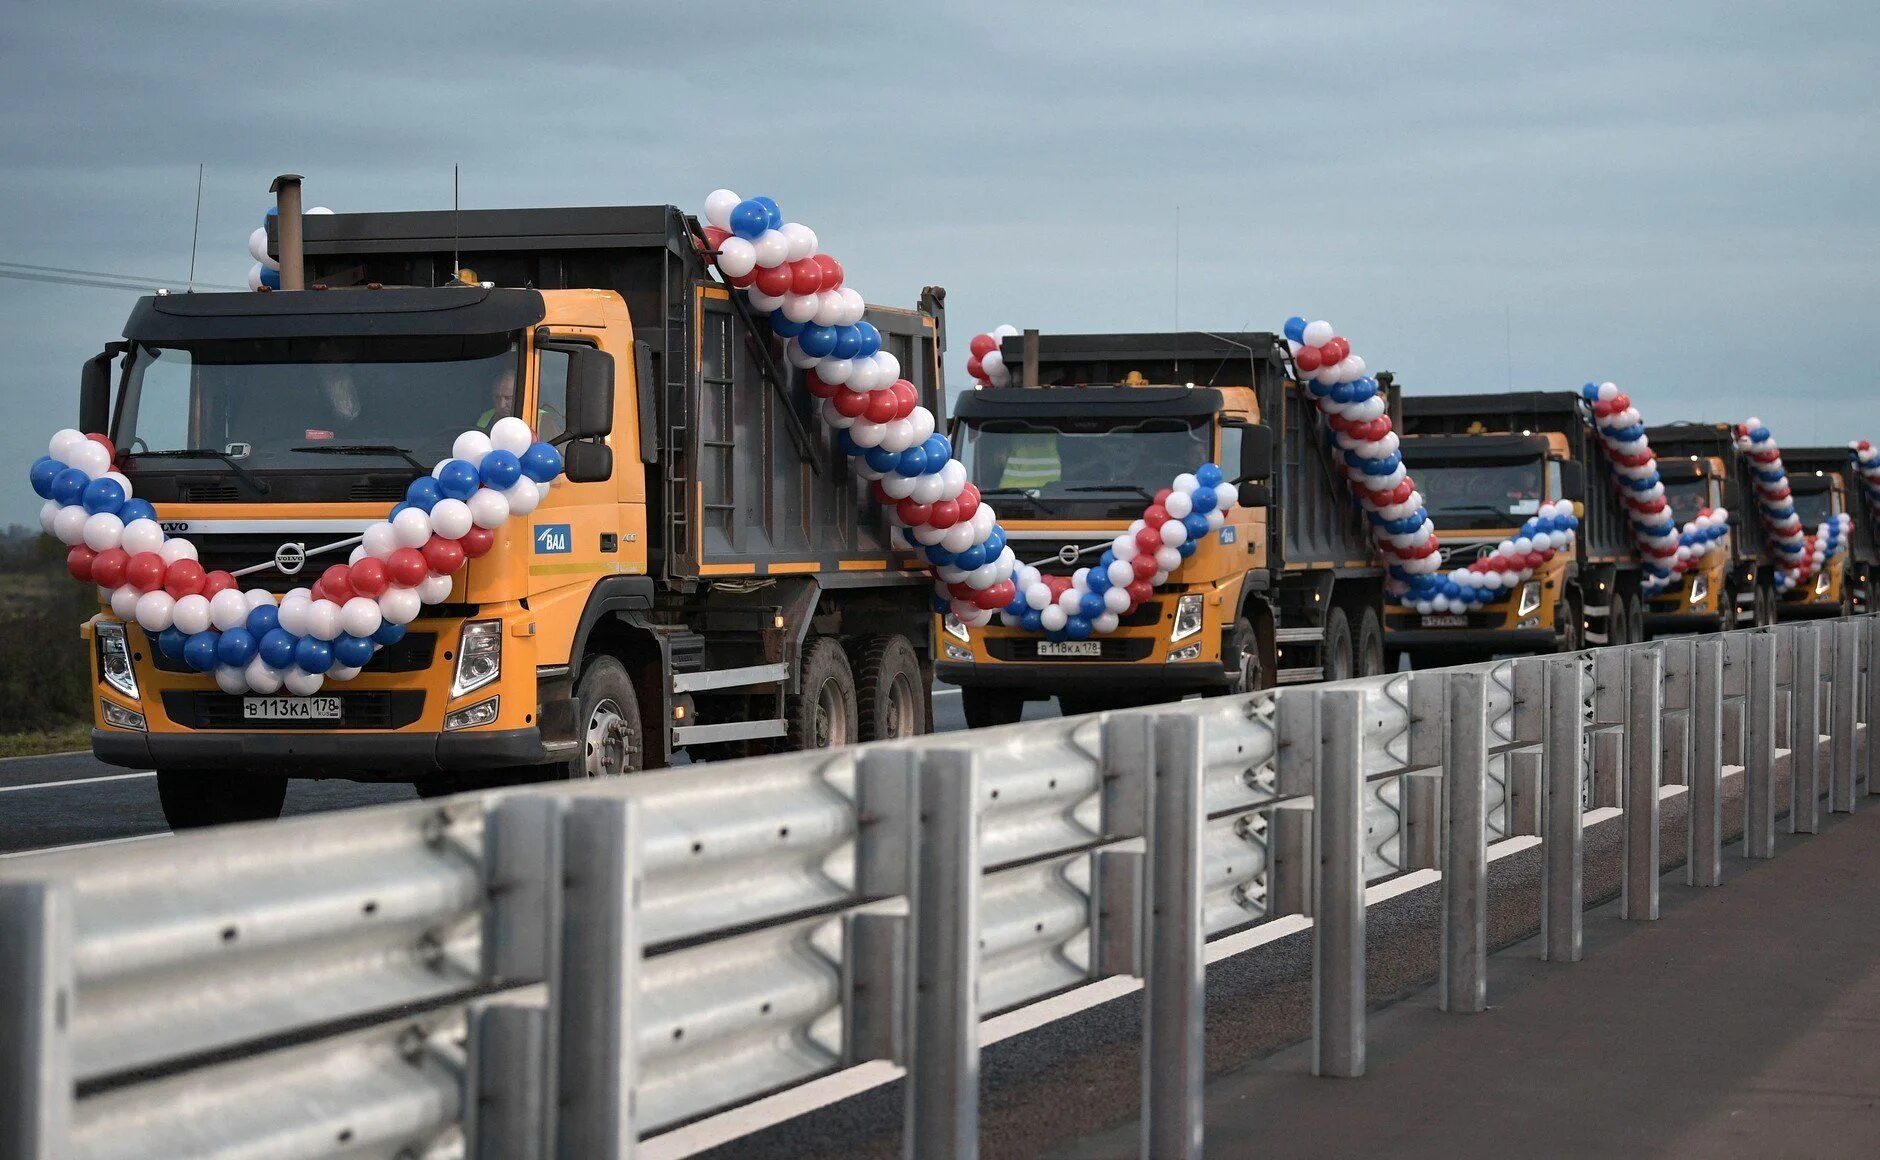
[1556, 599, 1584, 653]
[570, 655, 643, 778]
[1224, 616, 1264, 694]
[156, 770, 287, 830]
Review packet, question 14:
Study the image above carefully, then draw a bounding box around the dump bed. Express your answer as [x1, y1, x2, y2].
[1401, 391, 1635, 565]
[1644, 422, 1769, 565]
[292, 205, 942, 583]
[1783, 446, 1876, 564]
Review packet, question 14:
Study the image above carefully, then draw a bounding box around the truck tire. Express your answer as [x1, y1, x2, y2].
[1321, 607, 1354, 683]
[1754, 580, 1777, 627]
[1225, 616, 1264, 694]
[1556, 598, 1584, 653]
[1355, 608, 1385, 677]
[960, 686, 1025, 729]
[156, 770, 287, 830]
[570, 655, 643, 778]
[854, 634, 926, 742]
[783, 637, 857, 751]
[1607, 593, 1631, 646]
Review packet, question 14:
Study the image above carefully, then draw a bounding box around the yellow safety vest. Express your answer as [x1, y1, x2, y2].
[1000, 434, 1060, 489]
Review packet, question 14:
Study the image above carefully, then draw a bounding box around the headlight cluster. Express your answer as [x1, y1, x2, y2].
[944, 613, 971, 643]
[1515, 581, 1543, 618]
[1688, 573, 1709, 606]
[1816, 570, 1831, 596]
[96, 621, 138, 700]
[452, 619, 503, 699]
[1170, 594, 1205, 643]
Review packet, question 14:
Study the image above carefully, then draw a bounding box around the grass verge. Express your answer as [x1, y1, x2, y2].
[0, 720, 93, 759]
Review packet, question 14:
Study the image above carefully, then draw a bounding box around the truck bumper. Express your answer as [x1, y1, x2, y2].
[1776, 601, 1843, 621]
[1385, 628, 1558, 656]
[1644, 611, 1727, 635]
[936, 661, 1227, 696]
[92, 727, 552, 777]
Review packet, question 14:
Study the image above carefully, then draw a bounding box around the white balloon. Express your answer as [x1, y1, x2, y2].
[53, 504, 90, 545]
[907, 407, 937, 444]
[245, 587, 278, 610]
[158, 537, 197, 564]
[48, 428, 87, 463]
[971, 505, 996, 537]
[340, 597, 383, 639]
[110, 584, 141, 620]
[746, 288, 785, 313]
[349, 545, 367, 565]
[1173, 472, 1199, 494]
[68, 440, 111, 477]
[752, 229, 791, 268]
[818, 357, 855, 386]
[327, 664, 363, 682]
[306, 206, 334, 215]
[938, 460, 967, 500]
[379, 586, 422, 626]
[992, 324, 1020, 339]
[83, 512, 124, 551]
[1112, 534, 1138, 562]
[941, 521, 977, 553]
[1107, 559, 1135, 587]
[490, 416, 534, 456]
[361, 521, 400, 560]
[788, 340, 823, 370]
[468, 487, 510, 529]
[453, 430, 493, 466]
[847, 358, 883, 393]
[981, 350, 1006, 378]
[123, 517, 165, 556]
[418, 573, 455, 604]
[872, 350, 900, 384]
[102, 471, 133, 501]
[1155, 546, 1182, 572]
[1303, 320, 1334, 347]
[1160, 521, 1187, 547]
[1093, 612, 1120, 634]
[878, 419, 916, 454]
[1206, 508, 1226, 532]
[283, 667, 325, 696]
[209, 589, 249, 631]
[1041, 605, 1068, 632]
[1057, 588, 1083, 613]
[703, 188, 741, 231]
[39, 498, 60, 534]
[1164, 491, 1193, 519]
[1102, 585, 1133, 613]
[392, 507, 432, 548]
[716, 236, 756, 277]
[214, 665, 251, 695]
[913, 522, 948, 546]
[782, 293, 821, 324]
[848, 420, 887, 448]
[780, 222, 818, 261]
[247, 263, 267, 291]
[1214, 482, 1237, 511]
[505, 476, 542, 515]
[135, 590, 175, 632]
[277, 594, 312, 636]
[880, 472, 919, 500]
[429, 498, 473, 540]
[813, 290, 846, 327]
[911, 472, 947, 505]
[244, 657, 284, 694]
[838, 287, 867, 326]
[305, 599, 342, 641]
[248, 226, 273, 267]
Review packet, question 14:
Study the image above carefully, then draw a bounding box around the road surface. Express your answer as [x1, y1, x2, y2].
[0, 687, 1062, 857]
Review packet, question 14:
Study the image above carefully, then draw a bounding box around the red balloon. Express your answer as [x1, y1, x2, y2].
[67, 544, 97, 583]
[320, 563, 355, 602]
[965, 356, 985, 380]
[308, 581, 328, 604]
[955, 484, 980, 521]
[1131, 554, 1158, 581]
[948, 581, 976, 601]
[126, 551, 166, 593]
[1143, 505, 1170, 528]
[202, 570, 237, 597]
[890, 379, 918, 415]
[871, 480, 895, 505]
[387, 547, 429, 588]
[349, 557, 390, 598]
[1385, 480, 1416, 506]
[864, 390, 900, 424]
[91, 547, 129, 590]
[969, 333, 998, 359]
[460, 526, 496, 559]
[788, 259, 824, 297]
[753, 263, 794, 298]
[1295, 345, 1323, 372]
[704, 225, 731, 249]
[86, 433, 116, 462]
[423, 535, 466, 576]
[1154, 488, 1173, 508]
[897, 499, 932, 527]
[832, 389, 871, 418]
[1125, 579, 1154, 605]
[1135, 526, 1162, 554]
[806, 372, 841, 399]
[927, 499, 959, 529]
[727, 268, 757, 289]
[1322, 337, 1349, 364]
[973, 581, 1011, 611]
[163, 558, 205, 599]
[812, 253, 843, 289]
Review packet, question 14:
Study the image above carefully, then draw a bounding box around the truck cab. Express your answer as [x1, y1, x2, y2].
[1640, 422, 1773, 633]
[1777, 462, 1853, 619]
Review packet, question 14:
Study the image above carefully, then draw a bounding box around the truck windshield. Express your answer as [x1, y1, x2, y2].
[957, 417, 1208, 511]
[114, 334, 521, 472]
[1791, 482, 1835, 528]
[1662, 476, 1711, 524]
[1406, 457, 1546, 530]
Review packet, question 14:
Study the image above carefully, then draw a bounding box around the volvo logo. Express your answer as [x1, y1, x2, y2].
[274, 542, 307, 575]
[1057, 543, 1082, 565]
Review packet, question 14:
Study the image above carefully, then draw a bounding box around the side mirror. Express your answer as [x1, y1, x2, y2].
[1238, 481, 1271, 508]
[563, 439, 614, 483]
[80, 343, 125, 435]
[1235, 423, 1274, 483]
[560, 345, 616, 441]
[1556, 459, 1585, 503]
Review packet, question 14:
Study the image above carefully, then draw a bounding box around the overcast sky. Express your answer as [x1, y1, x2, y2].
[3, 0, 1875, 525]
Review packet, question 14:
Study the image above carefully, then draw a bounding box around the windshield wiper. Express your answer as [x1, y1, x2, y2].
[293, 444, 428, 473]
[1063, 484, 1157, 502]
[126, 448, 270, 494]
[979, 487, 1053, 517]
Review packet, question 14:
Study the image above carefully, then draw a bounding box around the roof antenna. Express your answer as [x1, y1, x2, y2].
[186, 163, 204, 293]
[452, 163, 461, 284]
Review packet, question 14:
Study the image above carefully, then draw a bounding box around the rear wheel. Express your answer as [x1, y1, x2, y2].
[1321, 606, 1354, 682]
[156, 770, 287, 830]
[1606, 593, 1630, 646]
[854, 634, 926, 742]
[1626, 591, 1645, 643]
[1754, 579, 1777, 627]
[1355, 607, 1385, 677]
[960, 685, 1025, 729]
[781, 637, 857, 751]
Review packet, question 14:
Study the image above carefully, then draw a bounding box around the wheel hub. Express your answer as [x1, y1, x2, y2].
[585, 698, 634, 778]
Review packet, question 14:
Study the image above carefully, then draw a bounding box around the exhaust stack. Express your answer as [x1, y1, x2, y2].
[269, 173, 305, 291]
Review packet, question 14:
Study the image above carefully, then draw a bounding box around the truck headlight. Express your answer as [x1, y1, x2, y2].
[100, 699, 145, 731]
[943, 613, 971, 643]
[452, 619, 503, 699]
[1688, 573, 1709, 606]
[1170, 594, 1205, 642]
[1515, 581, 1542, 618]
[96, 620, 138, 700]
[1816, 570, 1830, 596]
[444, 696, 500, 731]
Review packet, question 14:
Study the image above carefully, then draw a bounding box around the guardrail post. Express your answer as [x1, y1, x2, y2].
[0, 882, 72, 1160]
[1312, 689, 1366, 1077]
[1722, 631, 1751, 769]
[906, 749, 981, 1160]
[1508, 658, 1546, 836]
[1745, 631, 1779, 859]
[1688, 639, 1725, 887]
[1402, 672, 1447, 871]
[1792, 625, 1822, 834]
[554, 797, 642, 1160]
[1541, 658, 1585, 962]
[1440, 670, 1488, 1013]
[1624, 648, 1663, 919]
[1659, 638, 1694, 788]
[1867, 615, 1880, 796]
[1831, 618, 1860, 813]
[470, 1001, 551, 1160]
[1269, 691, 1318, 918]
[1592, 648, 1629, 809]
[1142, 716, 1206, 1160]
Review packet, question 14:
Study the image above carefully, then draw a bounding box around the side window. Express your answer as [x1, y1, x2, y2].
[1218, 424, 1243, 475]
[127, 348, 194, 454]
[535, 349, 569, 443]
[1546, 459, 1562, 500]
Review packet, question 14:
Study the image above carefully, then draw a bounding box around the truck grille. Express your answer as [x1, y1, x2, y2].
[143, 630, 437, 674]
[985, 637, 1155, 662]
[161, 690, 425, 730]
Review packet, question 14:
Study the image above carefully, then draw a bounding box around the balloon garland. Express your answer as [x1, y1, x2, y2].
[1850, 440, 1880, 523]
[966, 326, 1018, 388]
[1577, 381, 1729, 596]
[29, 422, 563, 695]
[1733, 418, 1849, 595]
[1281, 316, 1579, 616]
[246, 204, 334, 291]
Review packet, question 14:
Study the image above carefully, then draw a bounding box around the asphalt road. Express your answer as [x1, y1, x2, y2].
[0, 686, 1061, 858]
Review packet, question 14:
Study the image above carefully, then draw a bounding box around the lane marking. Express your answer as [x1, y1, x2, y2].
[0, 770, 156, 795]
[1, 831, 169, 860]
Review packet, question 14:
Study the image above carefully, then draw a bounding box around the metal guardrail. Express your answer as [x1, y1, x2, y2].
[2, 616, 1875, 1159]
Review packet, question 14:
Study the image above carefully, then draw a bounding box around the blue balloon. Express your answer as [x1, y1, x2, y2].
[1191, 486, 1217, 514]
[520, 442, 563, 483]
[1087, 567, 1111, 593]
[1182, 512, 1210, 540]
[183, 631, 220, 673]
[332, 633, 375, 668]
[1020, 609, 1045, 633]
[769, 312, 807, 338]
[925, 544, 956, 567]
[1177, 539, 1198, 558]
[954, 545, 987, 571]
[260, 266, 281, 290]
[1079, 592, 1105, 619]
[831, 325, 863, 360]
[923, 435, 952, 466]
[405, 476, 442, 512]
[865, 446, 900, 473]
[1283, 316, 1308, 344]
[1196, 463, 1224, 489]
[755, 196, 783, 230]
[797, 324, 838, 358]
[388, 501, 413, 520]
[80, 477, 125, 515]
[246, 604, 280, 637]
[480, 450, 522, 490]
[1065, 615, 1094, 640]
[29, 456, 61, 499]
[1044, 626, 1067, 643]
[983, 527, 1005, 557]
[931, 593, 951, 614]
[118, 498, 156, 525]
[258, 628, 298, 669]
[1004, 595, 1028, 616]
[895, 447, 928, 477]
[216, 628, 258, 668]
[157, 626, 189, 659]
[729, 199, 770, 240]
[266, 205, 278, 218]
[293, 636, 334, 675]
[436, 459, 480, 501]
[51, 467, 90, 506]
[851, 321, 882, 359]
[371, 621, 408, 646]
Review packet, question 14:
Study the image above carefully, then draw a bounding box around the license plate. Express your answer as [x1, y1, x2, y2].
[243, 696, 341, 721]
[1036, 640, 1101, 658]
[1421, 614, 1467, 628]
